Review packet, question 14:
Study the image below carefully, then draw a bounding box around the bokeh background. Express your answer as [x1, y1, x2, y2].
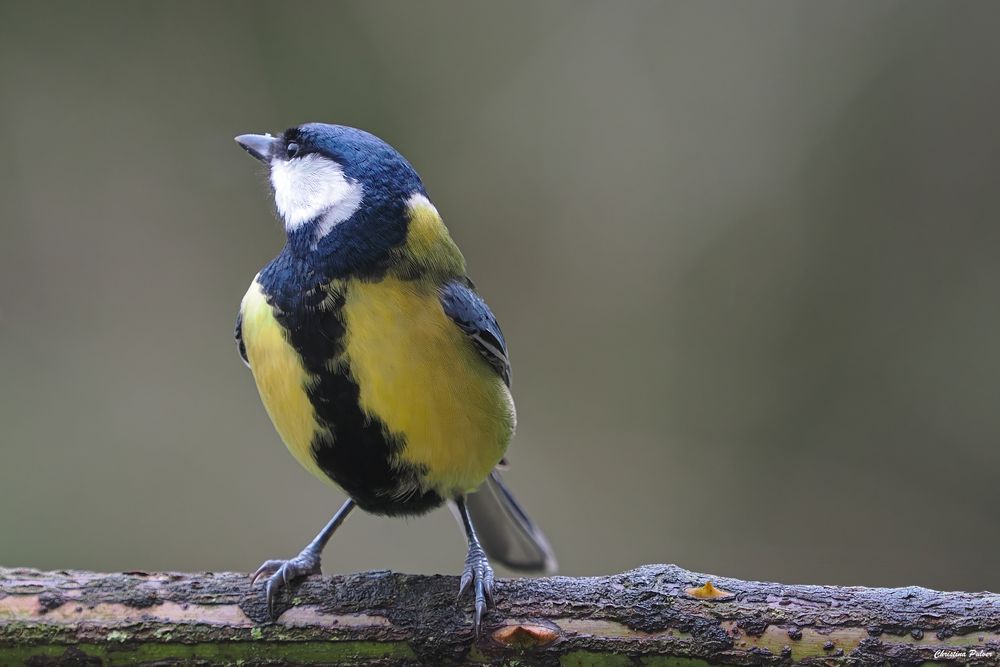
[2, 1, 999, 593]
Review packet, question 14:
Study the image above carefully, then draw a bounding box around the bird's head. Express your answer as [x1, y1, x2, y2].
[235, 123, 427, 262]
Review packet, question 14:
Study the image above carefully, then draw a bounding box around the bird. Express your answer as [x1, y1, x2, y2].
[233, 123, 556, 635]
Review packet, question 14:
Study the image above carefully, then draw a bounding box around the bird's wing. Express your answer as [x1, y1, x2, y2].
[439, 280, 511, 387]
[235, 310, 250, 368]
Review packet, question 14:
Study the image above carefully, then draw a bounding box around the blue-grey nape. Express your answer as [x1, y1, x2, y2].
[290, 123, 426, 197]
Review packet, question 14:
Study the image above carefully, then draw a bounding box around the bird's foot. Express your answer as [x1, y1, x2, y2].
[250, 549, 322, 619]
[457, 543, 495, 636]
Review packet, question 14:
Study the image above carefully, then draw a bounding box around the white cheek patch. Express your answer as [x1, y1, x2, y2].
[270, 154, 364, 235]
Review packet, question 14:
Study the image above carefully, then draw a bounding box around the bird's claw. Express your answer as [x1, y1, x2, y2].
[457, 544, 495, 636]
[250, 551, 322, 619]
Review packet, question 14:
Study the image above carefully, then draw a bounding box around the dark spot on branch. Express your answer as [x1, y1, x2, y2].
[738, 616, 768, 637]
[37, 592, 64, 612]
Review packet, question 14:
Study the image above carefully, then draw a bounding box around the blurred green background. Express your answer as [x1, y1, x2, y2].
[1, 1, 998, 593]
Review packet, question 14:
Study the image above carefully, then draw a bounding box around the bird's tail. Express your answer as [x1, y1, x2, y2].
[457, 470, 558, 574]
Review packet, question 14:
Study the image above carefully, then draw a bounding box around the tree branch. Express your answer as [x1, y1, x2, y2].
[1, 564, 998, 665]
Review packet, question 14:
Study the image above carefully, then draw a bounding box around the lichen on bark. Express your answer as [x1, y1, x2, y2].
[1, 565, 998, 665]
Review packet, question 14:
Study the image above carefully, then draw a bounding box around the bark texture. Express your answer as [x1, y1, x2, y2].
[1, 564, 998, 666]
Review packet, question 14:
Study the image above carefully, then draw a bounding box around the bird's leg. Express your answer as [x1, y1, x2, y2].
[251, 498, 355, 618]
[455, 495, 495, 636]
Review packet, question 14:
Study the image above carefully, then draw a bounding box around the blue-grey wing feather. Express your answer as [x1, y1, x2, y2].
[439, 281, 511, 387]
[235, 310, 250, 368]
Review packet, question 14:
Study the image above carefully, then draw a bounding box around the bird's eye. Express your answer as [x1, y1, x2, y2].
[286, 142, 300, 158]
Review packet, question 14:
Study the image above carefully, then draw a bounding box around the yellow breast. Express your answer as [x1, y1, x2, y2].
[240, 274, 514, 499]
[341, 276, 515, 497]
[239, 279, 329, 483]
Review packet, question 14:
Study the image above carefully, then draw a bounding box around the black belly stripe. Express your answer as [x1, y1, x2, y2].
[257, 252, 444, 516]
[308, 368, 444, 516]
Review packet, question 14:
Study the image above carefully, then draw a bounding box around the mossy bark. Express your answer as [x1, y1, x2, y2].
[1, 564, 998, 665]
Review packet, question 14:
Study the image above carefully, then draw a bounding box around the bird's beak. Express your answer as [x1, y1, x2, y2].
[235, 133, 281, 164]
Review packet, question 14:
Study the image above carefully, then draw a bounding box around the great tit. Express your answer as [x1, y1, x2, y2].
[234, 123, 556, 635]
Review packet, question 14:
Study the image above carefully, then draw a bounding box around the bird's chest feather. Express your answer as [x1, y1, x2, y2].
[240, 274, 513, 502]
[340, 277, 514, 495]
[239, 279, 330, 483]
